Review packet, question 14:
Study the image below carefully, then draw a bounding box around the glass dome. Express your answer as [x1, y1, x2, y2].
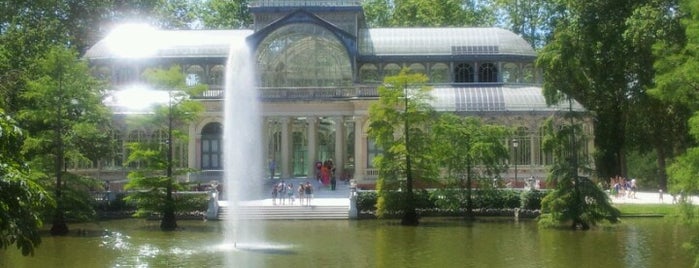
[256, 23, 352, 87]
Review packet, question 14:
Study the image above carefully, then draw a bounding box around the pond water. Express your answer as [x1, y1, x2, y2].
[1, 218, 694, 268]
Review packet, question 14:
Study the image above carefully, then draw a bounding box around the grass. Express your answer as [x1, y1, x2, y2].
[614, 203, 678, 216]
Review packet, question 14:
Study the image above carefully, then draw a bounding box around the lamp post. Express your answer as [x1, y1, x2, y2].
[512, 138, 518, 187]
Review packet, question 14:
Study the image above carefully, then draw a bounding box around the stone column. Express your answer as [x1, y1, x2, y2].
[353, 116, 367, 182]
[280, 117, 292, 179]
[333, 116, 345, 182]
[307, 116, 318, 180]
[188, 123, 199, 169]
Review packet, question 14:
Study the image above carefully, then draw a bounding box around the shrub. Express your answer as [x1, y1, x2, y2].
[520, 189, 545, 210]
[357, 191, 377, 212]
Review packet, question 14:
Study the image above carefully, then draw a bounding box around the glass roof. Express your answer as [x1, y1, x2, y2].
[84, 30, 253, 60]
[359, 28, 536, 57]
[250, 0, 361, 7]
[86, 27, 535, 60]
[430, 86, 585, 113]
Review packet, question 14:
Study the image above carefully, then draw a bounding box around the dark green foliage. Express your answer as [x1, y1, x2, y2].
[368, 68, 437, 225]
[473, 189, 520, 209]
[39, 173, 101, 223]
[123, 66, 204, 230]
[357, 191, 378, 212]
[0, 111, 52, 256]
[430, 188, 463, 211]
[520, 189, 545, 210]
[541, 177, 620, 230]
[432, 114, 510, 218]
[357, 188, 539, 216]
[95, 192, 136, 212]
[198, 0, 252, 29]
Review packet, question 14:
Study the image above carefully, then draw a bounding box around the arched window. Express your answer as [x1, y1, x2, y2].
[116, 67, 136, 85]
[209, 65, 225, 86]
[408, 63, 426, 75]
[522, 64, 535, 83]
[257, 23, 352, 87]
[454, 63, 474, 83]
[359, 64, 380, 83]
[201, 123, 223, 170]
[185, 65, 204, 86]
[502, 63, 519, 83]
[430, 63, 449, 83]
[478, 63, 498, 83]
[383, 63, 401, 78]
[93, 65, 111, 81]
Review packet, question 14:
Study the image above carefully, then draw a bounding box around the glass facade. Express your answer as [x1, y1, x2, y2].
[84, 2, 592, 184]
[257, 23, 352, 87]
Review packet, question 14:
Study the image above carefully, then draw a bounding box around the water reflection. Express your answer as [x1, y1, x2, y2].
[0, 218, 694, 268]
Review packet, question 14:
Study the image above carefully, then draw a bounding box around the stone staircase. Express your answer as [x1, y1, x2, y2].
[217, 205, 349, 220]
[214, 178, 353, 220]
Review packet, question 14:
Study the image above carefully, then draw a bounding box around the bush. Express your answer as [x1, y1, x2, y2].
[357, 191, 377, 212]
[520, 189, 545, 210]
[473, 189, 520, 209]
[359, 188, 535, 216]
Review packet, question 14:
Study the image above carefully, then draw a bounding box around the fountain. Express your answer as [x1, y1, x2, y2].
[222, 40, 268, 266]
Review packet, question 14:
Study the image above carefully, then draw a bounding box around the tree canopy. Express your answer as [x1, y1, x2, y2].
[368, 68, 437, 225]
[433, 114, 509, 218]
[123, 65, 204, 231]
[0, 110, 52, 256]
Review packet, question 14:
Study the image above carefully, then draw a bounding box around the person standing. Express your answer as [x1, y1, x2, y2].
[272, 184, 279, 205]
[268, 158, 276, 180]
[304, 181, 313, 206]
[287, 183, 295, 205]
[298, 183, 306, 206]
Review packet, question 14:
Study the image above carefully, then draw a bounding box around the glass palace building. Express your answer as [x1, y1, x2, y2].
[84, 0, 588, 187]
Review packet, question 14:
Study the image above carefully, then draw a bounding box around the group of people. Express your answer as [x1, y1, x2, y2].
[316, 159, 337, 190]
[610, 176, 637, 199]
[271, 181, 314, 206]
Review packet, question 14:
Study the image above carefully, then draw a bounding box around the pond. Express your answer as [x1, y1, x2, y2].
[1, 218, 694, 268]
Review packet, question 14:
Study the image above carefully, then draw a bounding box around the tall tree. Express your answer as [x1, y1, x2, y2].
[656, 0, 699, 196]
[18, 45, 111, 235]
[539, 115, 620, 230]
[362, 0, 393, 27]
[622, 0, 688, 192]
[368, 68, 438, 226]
[0, 109, 52, 256]
[388, 0, 496, 27]
[198, 0, 252, 29]
[124, 65, 204, 231]
[494, 0, 558, 49]
[536, 0, 670, 180]
[433, 115, 509, 218]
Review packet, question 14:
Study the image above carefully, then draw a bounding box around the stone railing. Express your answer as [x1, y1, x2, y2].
[193, 86, 379, 101]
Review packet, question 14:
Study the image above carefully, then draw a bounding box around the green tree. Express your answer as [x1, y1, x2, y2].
[0, 110, 52, 256]
[198, 0, 252, 29]
[433, 114, 509, 218]
[622, 0, 688, 192]
[536, 0, 679, 181]
[494, 0, 557, 48]
[362, 0, 393, 27]
[655, 0, 699, 189]
[18, 45, 112, 235]
[124, 65, 204, 231]
[368, 68, 438, 225]
[391, 0, 495, 27]
[539, 115, 620, 230]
